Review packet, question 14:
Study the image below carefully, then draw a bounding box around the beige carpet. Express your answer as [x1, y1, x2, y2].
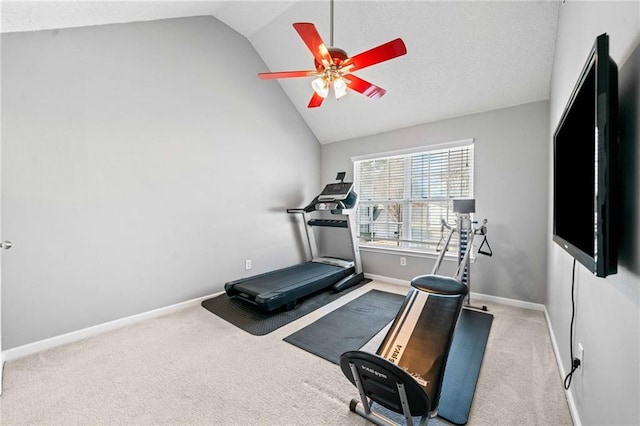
[0, 280, 573, 425]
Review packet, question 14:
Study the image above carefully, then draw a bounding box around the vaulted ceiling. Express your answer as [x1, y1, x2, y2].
[1, 1, 561, 144]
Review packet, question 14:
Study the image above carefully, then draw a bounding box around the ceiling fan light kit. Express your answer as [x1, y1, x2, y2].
[311, 77, 330, 98]
[257, 1, 407, 108]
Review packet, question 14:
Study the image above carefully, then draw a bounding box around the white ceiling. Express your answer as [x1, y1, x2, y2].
[1, 1, 561, 144]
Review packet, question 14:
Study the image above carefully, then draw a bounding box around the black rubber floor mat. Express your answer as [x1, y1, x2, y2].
[437, 308, 494, 425]
[201, 279, 369, 336]
[283, 289, 405, 364]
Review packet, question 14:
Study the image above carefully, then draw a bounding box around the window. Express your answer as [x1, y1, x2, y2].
[353, 140, 474, 252]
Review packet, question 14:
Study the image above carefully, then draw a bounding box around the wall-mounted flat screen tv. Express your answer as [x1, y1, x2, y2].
[553, 33, 619, 278]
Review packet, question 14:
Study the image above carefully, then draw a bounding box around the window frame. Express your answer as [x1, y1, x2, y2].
[352, 138, 474, 256]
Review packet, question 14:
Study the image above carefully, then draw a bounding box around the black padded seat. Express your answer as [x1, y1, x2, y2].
[411, 274, 468, 296]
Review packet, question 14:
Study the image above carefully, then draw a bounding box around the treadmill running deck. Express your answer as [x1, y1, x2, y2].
[224, 261, 354, 312]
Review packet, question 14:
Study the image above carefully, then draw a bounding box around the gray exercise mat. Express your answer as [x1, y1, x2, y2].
[283, 289, 405, 364]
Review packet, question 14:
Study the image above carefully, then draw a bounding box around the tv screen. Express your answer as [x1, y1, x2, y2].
[553, 33, 619, 277]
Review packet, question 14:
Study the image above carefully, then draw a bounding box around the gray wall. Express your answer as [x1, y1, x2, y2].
[1, 17, 320, 349]
[546, 2, 639, 425]
[321, 101, 550, 304]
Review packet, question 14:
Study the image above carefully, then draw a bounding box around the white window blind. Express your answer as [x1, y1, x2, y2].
[354, 143, 474, 251]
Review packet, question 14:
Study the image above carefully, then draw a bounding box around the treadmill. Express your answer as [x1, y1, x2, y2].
[224, 173, 364, 312]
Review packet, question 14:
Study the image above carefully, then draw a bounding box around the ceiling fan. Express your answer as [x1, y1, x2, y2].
[258, 0, 407, 108]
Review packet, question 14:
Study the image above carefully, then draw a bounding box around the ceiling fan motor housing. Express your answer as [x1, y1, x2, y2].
[315, 47, 349, 71]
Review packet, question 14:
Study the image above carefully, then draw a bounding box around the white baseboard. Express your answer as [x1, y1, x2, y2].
[544, 307, 582, 426]
[364, 273, 411, 287]
[2, 292, 223, 362]
[365, 273, 545, 311]
[469, 292, 545, 311]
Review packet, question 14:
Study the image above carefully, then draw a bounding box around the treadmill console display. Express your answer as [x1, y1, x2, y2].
[318, 182, 354, 201]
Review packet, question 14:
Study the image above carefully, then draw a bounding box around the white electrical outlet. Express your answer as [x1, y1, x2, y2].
[245, 259, 252, 270]
[577, 343, 584, 369]
[400, 257, 407, 266]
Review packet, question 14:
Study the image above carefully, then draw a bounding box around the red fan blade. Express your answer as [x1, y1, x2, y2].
[293, 23, 333, 67]
[307, 92, 325, 108]
[258, 70, 317, 80]
[342, 38, 407, 72]
[345, 74, 387, 99]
